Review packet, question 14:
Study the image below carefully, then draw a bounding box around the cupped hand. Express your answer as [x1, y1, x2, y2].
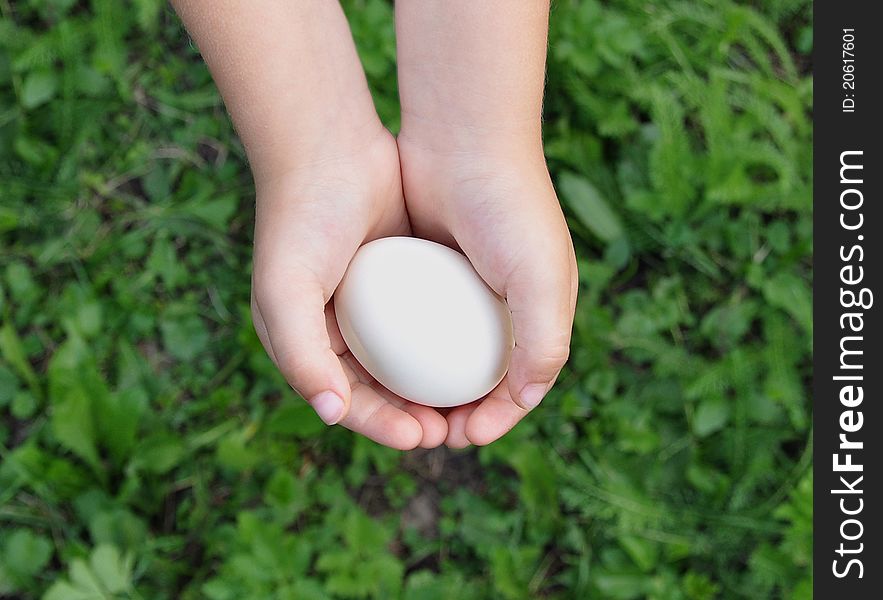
[250, 127, 447, 450]
[398, 132, 578, 447]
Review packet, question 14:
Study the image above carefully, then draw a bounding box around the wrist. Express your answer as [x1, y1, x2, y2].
[398, 121, 557, 221]
[251, 113, 389, 191]
[398, 109, 544, 161]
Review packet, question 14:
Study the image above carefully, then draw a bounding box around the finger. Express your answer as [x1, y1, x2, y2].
[568, 243, 579, 315]
[328, 301, 448, 449]
[337, 358, 424, 450]
[464, 378, 529, 446]
[343, 389, 423, 450]
[504, 249, 574, 410]
[254, 265, 351, 426]
[251, 289, 276, 364]
[338, 349, 448, 449]
[444, 402, 479, 449]
[396, 400, 449, 449]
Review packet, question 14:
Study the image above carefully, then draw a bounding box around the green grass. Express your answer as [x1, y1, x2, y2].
[0, 0, 812, 598]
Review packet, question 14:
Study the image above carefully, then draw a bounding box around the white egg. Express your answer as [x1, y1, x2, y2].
[333, 236, 514, 408]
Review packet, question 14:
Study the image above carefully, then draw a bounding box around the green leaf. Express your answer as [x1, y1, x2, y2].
[89, 544, 133, 594]
[0, 323, 40, 397]
[43, 581, 97, 600]
[508, 444, 560, 534]
[682, 571, 721, 600]
[646, 86, 696, 218]
[94, 386, 146, 463]
[89, 509, 148, 552]
[404, 571, 477, 600]
[43, 544, 133, 600]
[132, 0, 164, 31]
[490, 546, 541, 600]
[69, 558, 104, 595]
[133, 433, 186, 475]
[762, 272, 812, 335]
[91, 0, 128, 77]
[692, 396, 731, 437]
[265, 402, 326, 438]
[181, 192, 240, 231]
[3, 529, 53, 579]
[0, 205, 20, 233]
[5, 262, 34, 301]
[558, 171, 625, 243]
[160, 313, 210, 361]
[11, 391, 37, 419]
[0, 365, 19, 407]
[20, 70, 58, 109]
[146, 234, 187, 290]
[342, 508, 391, 554]
[216, 431, 260, 472]
[619, 535, 659, 572]
[51, 389, 100, 470]
[265, 468, 307, 523]
[593, 572, 650, 600]
[74, 301, 103, 339]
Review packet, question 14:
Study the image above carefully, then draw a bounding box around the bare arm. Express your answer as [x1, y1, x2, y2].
[171, 0, 382, 184]
[396, 0, 550, 154]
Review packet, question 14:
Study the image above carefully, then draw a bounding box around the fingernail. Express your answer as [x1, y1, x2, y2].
[310, 391, 344, 425]
[519, 383, 547, 410]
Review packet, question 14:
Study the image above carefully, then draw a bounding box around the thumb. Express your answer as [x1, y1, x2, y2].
[253, 266, 351, 425]
[504, 254, 574, 410]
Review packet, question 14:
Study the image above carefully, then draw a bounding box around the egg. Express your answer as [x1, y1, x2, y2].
[333, 236, 514, 408]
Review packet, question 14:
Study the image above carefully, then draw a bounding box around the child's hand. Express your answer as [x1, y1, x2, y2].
[251, 129, 448, 450]
[172, 1, 447, 450]
[394, 0, 575, 446]
[398, 133, 577, 447]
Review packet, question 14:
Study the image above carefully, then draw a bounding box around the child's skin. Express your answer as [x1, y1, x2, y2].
[171, 0, 577, 450]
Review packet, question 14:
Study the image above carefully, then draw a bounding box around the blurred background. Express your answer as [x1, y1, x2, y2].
[0, 0, 812, 598]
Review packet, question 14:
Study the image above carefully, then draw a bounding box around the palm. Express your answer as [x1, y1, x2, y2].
[400, 143, 577, 446]
[251, 130, 447, 450]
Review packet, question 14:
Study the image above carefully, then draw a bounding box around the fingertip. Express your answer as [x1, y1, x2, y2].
[510, 381, 547, 411]
[309, 390, 346, 426]
[398, 401, 448, 449]
[464, 395, 527, 446]
[444, 403, 478, 449]
[275, 345, 352, 413]
[504, 259, 573, 408]
[444, 435, 471, 450]
[417, 411, 449, 449]
[393, 416, 424, 451]
[464, 420, 497, 447]
[358, 402, 424, 451]
[505, 344, 565, 410]
[421, 430, 448, 449]
[313, 349, 354, 424]
[366, 384, 448, 449]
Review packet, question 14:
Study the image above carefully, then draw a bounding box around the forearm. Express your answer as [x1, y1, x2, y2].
[395, 0, 550, 153]
[171, 0, 381, 183]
